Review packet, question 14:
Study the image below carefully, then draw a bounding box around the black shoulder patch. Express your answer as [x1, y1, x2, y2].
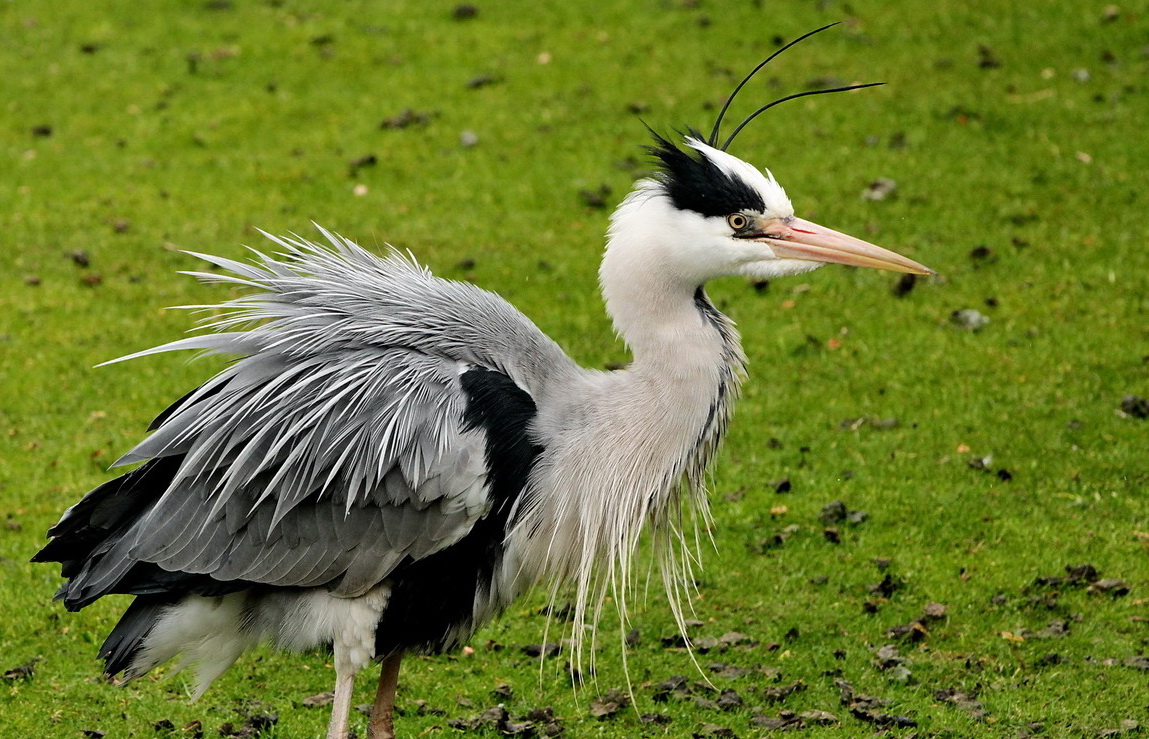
[648, 132, 766, 218]
[458, 366, 542, 510]
[373, 365, 543, 657]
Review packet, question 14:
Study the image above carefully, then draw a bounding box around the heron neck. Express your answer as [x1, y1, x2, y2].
[600, 255, 742, 377]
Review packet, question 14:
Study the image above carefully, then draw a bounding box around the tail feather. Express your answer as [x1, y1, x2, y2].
[34, 454, 249, 610]
[33, 456, 183, 603]
[111, 592, 257, 698]
[100, 595, 174, 678]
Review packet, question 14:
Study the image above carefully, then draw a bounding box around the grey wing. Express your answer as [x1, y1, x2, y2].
[47, 229, 575, 607]
[78, 347, 494, 601]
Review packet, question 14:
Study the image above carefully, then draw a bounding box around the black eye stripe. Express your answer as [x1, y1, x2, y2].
[647, 133, 767, 218]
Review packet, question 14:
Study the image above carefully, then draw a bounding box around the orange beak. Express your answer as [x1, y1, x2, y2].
[748, 216, 933, 275]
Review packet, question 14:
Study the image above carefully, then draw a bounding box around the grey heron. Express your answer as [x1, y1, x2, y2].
[34, 25, 932, 739]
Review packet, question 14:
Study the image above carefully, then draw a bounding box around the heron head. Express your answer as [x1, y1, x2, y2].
[605, 24, 932, 288]
[632, 133, 933, 283]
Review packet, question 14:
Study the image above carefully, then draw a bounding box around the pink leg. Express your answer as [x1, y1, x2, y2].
[326, 667, 355, 739]
[366, 652, 403, 739]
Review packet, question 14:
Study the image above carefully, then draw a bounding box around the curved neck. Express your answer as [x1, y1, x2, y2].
[599, 199, 742, 375]
[604, 284, 718, 372]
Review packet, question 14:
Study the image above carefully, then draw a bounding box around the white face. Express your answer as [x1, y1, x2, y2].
[605, 136, 932, 291]
[645, 139, 931, 283]
[659, 204, 825, 284]
[649, 139, 816, 283]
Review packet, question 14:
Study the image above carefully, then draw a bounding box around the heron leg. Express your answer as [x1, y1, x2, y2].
[366, 652, 403, 739]
[326, 666, 355, 739]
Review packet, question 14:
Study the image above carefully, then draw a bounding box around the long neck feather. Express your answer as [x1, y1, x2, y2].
[511, 187, 747, 671]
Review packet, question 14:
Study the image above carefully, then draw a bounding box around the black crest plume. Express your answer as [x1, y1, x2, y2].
[647, 129, 766, 217]
[707, 22, 885, 152]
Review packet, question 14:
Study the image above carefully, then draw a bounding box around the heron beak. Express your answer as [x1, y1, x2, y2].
[751, 216, 934, 275]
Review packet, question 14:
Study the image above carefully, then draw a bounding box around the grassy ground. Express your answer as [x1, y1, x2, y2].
[2, 1, 1147, 737]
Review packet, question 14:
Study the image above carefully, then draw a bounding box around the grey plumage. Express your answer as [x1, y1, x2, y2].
[56, 228, 577, 611]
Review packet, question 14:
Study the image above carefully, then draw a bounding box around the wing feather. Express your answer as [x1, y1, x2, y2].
[47, 229, 573, 608]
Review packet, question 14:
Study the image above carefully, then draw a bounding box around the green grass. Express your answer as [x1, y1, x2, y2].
[2, 1, 1147, 737]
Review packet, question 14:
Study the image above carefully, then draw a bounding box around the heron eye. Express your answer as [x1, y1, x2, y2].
[726, 214, 750, 231]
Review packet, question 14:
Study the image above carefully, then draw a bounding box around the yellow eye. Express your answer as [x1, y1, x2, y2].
[726, 214, 750, 231]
